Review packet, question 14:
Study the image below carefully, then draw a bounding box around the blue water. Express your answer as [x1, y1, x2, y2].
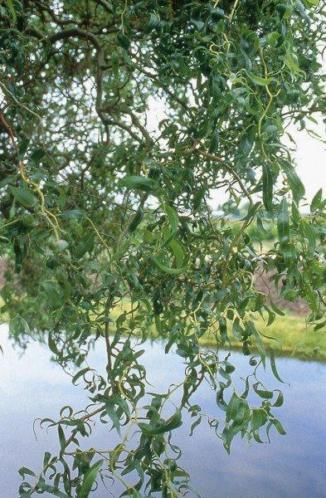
[0, 325, 325, 498]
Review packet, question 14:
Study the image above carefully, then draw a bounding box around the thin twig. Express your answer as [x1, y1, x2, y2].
[104, 296, 113, 374]
[199, 151, 253, 206]
[0, 81, 42, 121]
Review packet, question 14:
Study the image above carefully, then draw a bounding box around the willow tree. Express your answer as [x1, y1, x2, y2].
[0, 0, 325, 496]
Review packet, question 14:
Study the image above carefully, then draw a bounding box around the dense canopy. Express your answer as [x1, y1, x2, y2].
[0, 0, 325, 496]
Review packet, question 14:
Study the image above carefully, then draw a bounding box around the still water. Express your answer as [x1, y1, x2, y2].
[0, 324, 326, 498]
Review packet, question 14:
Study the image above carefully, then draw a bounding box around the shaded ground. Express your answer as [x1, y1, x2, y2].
[255, 267, 309, 317]
[0, 258, 309, 315]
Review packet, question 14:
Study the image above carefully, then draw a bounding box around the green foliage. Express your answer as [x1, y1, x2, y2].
[0, 0, 325, 496]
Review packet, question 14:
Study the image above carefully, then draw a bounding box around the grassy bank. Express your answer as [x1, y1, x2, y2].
[111, 303, 326, 362]
[2, 297, 325, 362]
[196, 314, 326, 362]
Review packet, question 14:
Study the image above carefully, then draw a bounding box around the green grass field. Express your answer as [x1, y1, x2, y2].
[197, 314, 326, 362]
[111, 302, 326, 362]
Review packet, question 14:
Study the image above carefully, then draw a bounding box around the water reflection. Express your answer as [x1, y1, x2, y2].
[0, 324, 326, 497]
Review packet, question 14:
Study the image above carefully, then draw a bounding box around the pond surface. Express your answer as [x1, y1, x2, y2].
[1, 324, 326, 498]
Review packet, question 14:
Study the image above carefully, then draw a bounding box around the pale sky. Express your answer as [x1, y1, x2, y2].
[288, 124, 325, 203]
[1, 87, 324, 207]
[148, 98, 325, 209]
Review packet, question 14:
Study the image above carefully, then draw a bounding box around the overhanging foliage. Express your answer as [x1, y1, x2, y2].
[0, 0, 325, 496]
